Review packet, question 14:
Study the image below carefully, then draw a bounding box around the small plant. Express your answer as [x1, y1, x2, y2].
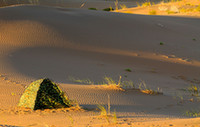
[160, 42, 164, 45]
[120, 4, 127, 9]
[122, 80, 135, 89]
[185, 110, 200, 117]
[97, 95, 118, 124]
[69, 76, 135, 90]
[149, 10, 157, 15]
[142, 2, 151, 7]
[103, 7, 114, 11]
[68, 76, 94, 85]
[138, 81, 163, 95]
[125, 68, 132, 72]
[101, 76, 124, 90]
[88, 8, 97, 10]
[97, 104, 111, 123]
[104, 76, 118, 85]
[173, 92, 184, 103]
[136, 2, 141, 7]
[113, 110, 117, 124]
[70, 100, 81, 110]
[187, 84, 200, 97]
[193, 38, 196, 41]
[167, 10, 177, 14]
[97, 104, 107, 116]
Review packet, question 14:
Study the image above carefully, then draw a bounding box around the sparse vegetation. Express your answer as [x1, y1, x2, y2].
[98, 104, 108, 116]
[187, 84, 200, 97]
[102, 76, 123, 90]
[70, 99, 82, 110]
[97, 104, 112, 124]
[103, 7, 114, 11]
[173, 92, 184, 103]
[120, 4, 127, 10]
[97, 94, 118, 124]
[160, 42, 164, 45]
[185, 110, 200, 117]
[122, 80, 135, 89]
[149, 10, 157, 15]
[113, 110, 117, 124]
[104, 76, 119, 86]
[138, 80, 163, 95]
[68, 76, 94, 85]
[68, 76, 163, 95]
[88, 8, 97, 10]
[166, 10, 177, 14]
[125, 68, 132, 72]
[142, 2, 152, 7]
[136, 2, 141, 7]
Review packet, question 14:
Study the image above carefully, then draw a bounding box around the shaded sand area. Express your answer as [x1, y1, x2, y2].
[0, 0, 165, 10]
[0, 4, 200, 126]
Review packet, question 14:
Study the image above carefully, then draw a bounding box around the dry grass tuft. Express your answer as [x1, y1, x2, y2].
[149, 10, 157, 15]
[138, 81, 163, 95]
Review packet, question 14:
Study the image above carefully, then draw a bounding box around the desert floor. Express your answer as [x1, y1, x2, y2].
[0, 0, 200, 127]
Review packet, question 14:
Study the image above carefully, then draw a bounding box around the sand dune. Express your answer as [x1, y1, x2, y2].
[0, 5, 200, 126]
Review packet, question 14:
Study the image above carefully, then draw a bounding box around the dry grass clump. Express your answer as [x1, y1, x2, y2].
[187, 84, 200, 97]
[68, 76, 163, 95]
[149, 10, 157, 15]
[101, 76, 123, 91]
[97, 104, 118, 124]
[185, 110, 200, 117]
[68, 76, 94, 85]
[138, 81, 163, 95]
[97, 94, 118, 124]
[142, 2, 152, 7]
[68, 76, 125, 91]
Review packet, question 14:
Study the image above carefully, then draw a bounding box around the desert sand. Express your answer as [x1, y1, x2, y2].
[0, 1, 200, 126]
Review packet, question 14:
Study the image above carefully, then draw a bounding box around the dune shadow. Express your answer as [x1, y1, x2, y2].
[7, 46, 129, 84]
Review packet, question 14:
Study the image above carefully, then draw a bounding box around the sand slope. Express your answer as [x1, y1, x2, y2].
[0, 5, 200, 126]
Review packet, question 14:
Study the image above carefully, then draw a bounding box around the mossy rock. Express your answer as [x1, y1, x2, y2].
[18, 78, 71, 110]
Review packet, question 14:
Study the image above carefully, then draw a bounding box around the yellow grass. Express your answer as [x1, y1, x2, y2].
[116, 0, 200, 17]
